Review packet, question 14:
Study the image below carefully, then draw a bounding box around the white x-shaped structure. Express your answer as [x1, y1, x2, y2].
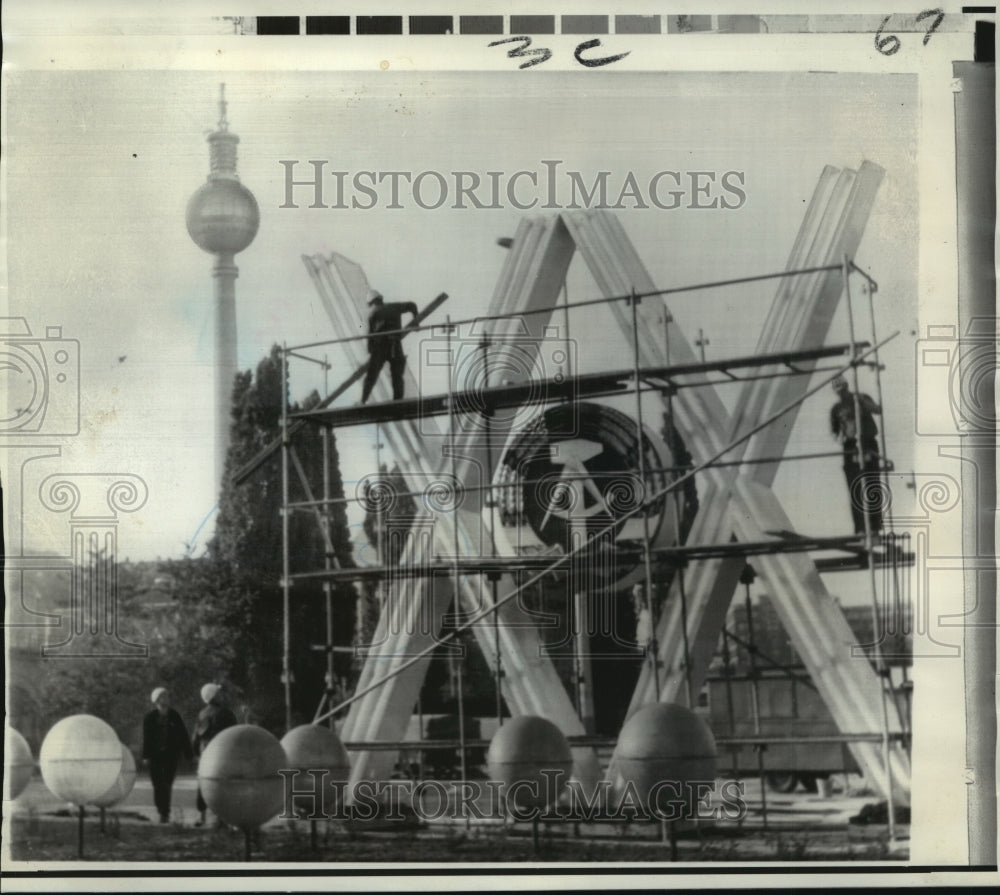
[304, 160, 909, 804]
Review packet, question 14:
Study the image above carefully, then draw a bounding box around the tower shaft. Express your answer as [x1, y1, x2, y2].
[213, 252, 238, 488]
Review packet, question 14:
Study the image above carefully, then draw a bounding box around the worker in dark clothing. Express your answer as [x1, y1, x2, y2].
[830, 376, 884, 537]
[142, 687, 194, 823]
[360, 291, 418, 404]
[192, 683, 238, 827]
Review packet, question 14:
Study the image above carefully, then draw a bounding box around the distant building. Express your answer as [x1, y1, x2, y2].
[721, 594, 912, 674]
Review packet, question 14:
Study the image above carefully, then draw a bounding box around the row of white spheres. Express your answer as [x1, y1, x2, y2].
[20, 716, 354, 831]
[478, 703, 719, 814]
[198, 719, 579, 826]
[202, 724, 353, 830]
[20, 705, 715, 825]
[37, 715, 137, 808]
[222, 707, 715, 823]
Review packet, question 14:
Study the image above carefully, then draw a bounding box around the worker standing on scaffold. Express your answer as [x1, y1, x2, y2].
[830, 376, 883, 538]
[360, 291, 418, 404]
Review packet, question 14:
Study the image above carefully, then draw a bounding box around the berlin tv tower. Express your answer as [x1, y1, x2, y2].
[186, 84, 260, 495]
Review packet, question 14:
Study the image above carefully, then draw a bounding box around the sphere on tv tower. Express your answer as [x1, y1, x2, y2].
[186, 179, 260, 255]
[185, 86, 259, 256]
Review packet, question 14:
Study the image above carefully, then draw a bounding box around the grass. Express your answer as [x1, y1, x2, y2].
[8, 814, 904, 864]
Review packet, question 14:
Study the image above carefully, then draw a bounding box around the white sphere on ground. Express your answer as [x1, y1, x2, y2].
[39, 715, 123, 805]
[4, 728, 34, 801]
[487, 715, 573, 814]
[616, 702, 717, 818]
[92, 744, 137, 808]
[198, 725, 287, 830]
[280, 724, 351, 819]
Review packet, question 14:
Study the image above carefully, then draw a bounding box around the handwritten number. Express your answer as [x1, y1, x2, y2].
[573, 38, 631, 68]
[916, 8, 944, 46]
[874, 16, 901, 55]
[488, 36, 552, 69]
[875, 11, 944, 55]
[489, 36, 630, 70]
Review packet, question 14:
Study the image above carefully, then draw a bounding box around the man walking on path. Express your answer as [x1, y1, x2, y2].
[141, 687, 193, 823]
[360, 291, 419, 404]
[830, 376, 884, 537]
[191, 683, 237, 827]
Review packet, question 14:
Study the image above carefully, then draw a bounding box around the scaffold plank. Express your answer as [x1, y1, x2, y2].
[291, 342, 865, 429]
[287, 534, 905, 583]
[232, 290, 448, 486]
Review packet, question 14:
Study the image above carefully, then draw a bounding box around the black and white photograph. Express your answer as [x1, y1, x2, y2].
[2, 3, 995, 889]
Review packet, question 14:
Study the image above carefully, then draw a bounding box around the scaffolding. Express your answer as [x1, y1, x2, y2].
[264, 245, 912, 836]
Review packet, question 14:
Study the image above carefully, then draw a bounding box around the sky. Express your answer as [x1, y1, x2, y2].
[4, 69, 920, 594]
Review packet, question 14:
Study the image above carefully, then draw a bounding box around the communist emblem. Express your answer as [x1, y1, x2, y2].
[495, 402, 698, 588]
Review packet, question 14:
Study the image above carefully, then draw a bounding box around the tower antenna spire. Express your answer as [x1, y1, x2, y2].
[218, 83, 228, 132]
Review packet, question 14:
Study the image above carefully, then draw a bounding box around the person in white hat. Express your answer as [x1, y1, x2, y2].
[191, 682, 237, 827]
[141, 687, 193, 823]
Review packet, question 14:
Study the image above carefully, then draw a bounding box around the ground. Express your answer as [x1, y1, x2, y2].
[6, 773, 908, 864]
[9, 814, 900, 863]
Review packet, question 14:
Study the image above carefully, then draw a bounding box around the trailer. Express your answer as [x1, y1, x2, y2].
[702, 668, 913, 793]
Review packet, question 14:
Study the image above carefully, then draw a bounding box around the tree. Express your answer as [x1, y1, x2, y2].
[195, 345, 357, 731]
[31, 556, 218, 755]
